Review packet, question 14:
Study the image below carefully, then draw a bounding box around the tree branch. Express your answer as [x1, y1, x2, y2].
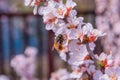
[86, 43, 98, 61]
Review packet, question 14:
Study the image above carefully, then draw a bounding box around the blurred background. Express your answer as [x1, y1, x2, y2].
[0, 0, 120, 80]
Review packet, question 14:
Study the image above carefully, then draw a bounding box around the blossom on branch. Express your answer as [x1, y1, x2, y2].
[22, 0, 120, 80]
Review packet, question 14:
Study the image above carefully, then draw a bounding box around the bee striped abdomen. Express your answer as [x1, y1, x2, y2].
[53, 34, 65, 51]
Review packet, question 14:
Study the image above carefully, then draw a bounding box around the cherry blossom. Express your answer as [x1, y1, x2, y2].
[21, 0, 120, 79]
[95, 52, 114, 68]
[70, 68, 83, 79]
[104, 67, 120, 80]
[95, 67, 120, 80]
[11, 47, 38, 80]
[50, 69, 71, 80]
[24, 0, 41, 14]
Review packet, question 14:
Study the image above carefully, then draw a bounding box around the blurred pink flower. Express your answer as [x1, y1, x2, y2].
[11, 47, 38, 80]
[0, 75, 9, 80]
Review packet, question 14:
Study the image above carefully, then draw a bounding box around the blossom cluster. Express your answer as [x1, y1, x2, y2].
[22, 0, 120, 80]
[95, 0, 120, 59]
[11, 47, 38, 80]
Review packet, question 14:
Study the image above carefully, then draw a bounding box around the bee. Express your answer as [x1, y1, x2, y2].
[53, 34, 66, 51]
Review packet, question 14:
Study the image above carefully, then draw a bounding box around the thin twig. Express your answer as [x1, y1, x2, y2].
[86, 43, 106, 75]
[85, 43, 100, 69]
[85, 71, 93, 80]
[86, 43, 98, 61]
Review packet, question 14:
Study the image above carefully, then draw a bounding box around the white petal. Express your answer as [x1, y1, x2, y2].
[69, 10, 77, 18]
[93, 70, 103, 80]
[99, 74, 110, 80]
[24, 0, 32, 6]
[70, 72, 82, 79]
[89, 42, 96, 51]
[38, 6, 46, 15]
[33, 6, 38, 15]
[59, 52, 67, 61]
[82, 23, 93, 34]
[66, 0, 76, 8]
[45, 23, 54, 30]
